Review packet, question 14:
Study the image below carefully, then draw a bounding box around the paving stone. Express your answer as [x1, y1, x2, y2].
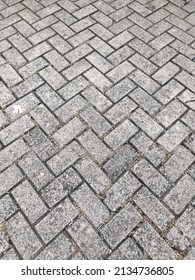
[44, 50, 69, 72]
[89, 36, 114, 57]
[134, 223, 177, 260]
[12, 180, 47, 223]
[164, 174, 195, 215]
[0, 139, 29, 172]
[81, 106, 112, 137]
[19, 152, 53, 190]
[86, 52, 112, 74]
[132, 159, 170, 197]
[185, 247, 195, 260]
[78, 130, 110, 164]
[131, 108, 163, 140]
[31, 104, 60, 135]
[36, 233, 76, 260]
[185, 133, 195, 154]
[75, 156, 111, 193]
[104, 172, 141, 212]
[47, 141, 84, 176]
[68, 216, 109, 260]
[160, 146, 194, 182]
[0, 232, 9, 256]
[49, 35, 72, 55]
[129, 38, 156, 58]
[178, 89, 195, 111]
[63, 59, 91, 81]
[0, 83, 14, 109]
[182, 110, 195, 130]
[41, 168, 82, 207]
[151, 46, 177, 67]
[72, 183, 110, 227]
[153, 62, 180, 85]
[108, 238, 143, 260]
[6, 212, 42, 259]
[3, 47, 27, 69]
[82, 86, 112, 112]
[0, 63, 22, 87]
[24, 42, 52, 61]
[65, 44, 92, 63]
[130, 132, 166, 167]
[0, 115, 35, 145]
[157, 121, 190, 152]
[134, 187, 174, 231]
[167, 226, 190, 251]
[101, 203, 142, 248]
[39, 66, 66, 91]
[84, 68, 112, 92]
[156, 100, 187, 128]
[106, 61, 135, 83]
[0, 110, 8, 129]
[36, 199, 78, 243]
[0, 195, 17, 223]
[104, 120, 138, 150]
[104, 144, 138, 180]
[52, 117, 86, 148]
[0, 248, 19, 260]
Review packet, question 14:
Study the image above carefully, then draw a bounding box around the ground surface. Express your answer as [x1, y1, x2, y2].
[0, 0, 195, 260]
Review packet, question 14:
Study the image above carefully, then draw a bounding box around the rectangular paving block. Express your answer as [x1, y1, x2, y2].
[78, 130, 110, 164]
[160, 146, 194, 182]
[104, 144, 138, 180]
[6, 212, 42, 259]
[52, 117, 86, 148]
[81, 106, 112, 137]
[130, 108, 164, 140]
[30, 104, 59, 135]
[0, 139, 29, 172]
[35, 199, 78, 243]
[24, 42, 52, 61]
[106, 61, 135, 83]
[164, 174, 195, 215]
[19, 152, 53, 190]
[41, 168, 82, 208]
[75, 156, 111, 194]
[0, 63, 22, 87]
[104, 172, 141, 212]
[133, 187, 174, 231]
[0, 82, 15, 109]
[134, 223, 177, 260]
[152, 62, 180, 85]
[132, 159, 170, 197]
[47, 141, 84, 176]
[0, 195, 17, 223]
[72, 183, 110, 227]
[157, 121, 190, 152]
[0, 115, 35, 145]
[63, 59, 91, 81]
[104, 120, 138, 150]
[101, 203, 142, 248]
[68, 216, 109, 259]
[39, 66, 66, 91]
[84, 67, 112, 92]
[12, 180, 47, 223]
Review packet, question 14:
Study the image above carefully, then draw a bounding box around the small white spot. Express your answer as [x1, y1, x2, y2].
[13, 105, 23, 114]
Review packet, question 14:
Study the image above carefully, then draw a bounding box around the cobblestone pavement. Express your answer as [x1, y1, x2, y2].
[0, 0, 195, 260]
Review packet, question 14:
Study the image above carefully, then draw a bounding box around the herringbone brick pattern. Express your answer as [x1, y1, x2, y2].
[0, 0, 195, 260]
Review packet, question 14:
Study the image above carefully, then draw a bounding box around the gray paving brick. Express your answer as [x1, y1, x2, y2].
[55, 10, 77, 27]
[0, 82, 15, 109]
[47, 141, 84, 176]
[154, 80, 184, 105]
[156, 100, 187, 128]
[58, 76, 89, 100]
[130, 108, 163, 140]
[182, 110, 195, 130]
[71, 17, 95, 32]
[75, 156, 111, 193]
[35, 199, 78, 243]
[150, 32, 174, 50]
[48, 35, 72, 55]
[153, 62, 180, 85]
[68, 216, 109, 259]
[103, 144, 138, 180]
[36, 84, 64, 111]
[87, 52, 112, 74]
[109, 238, 143, 260]
[24, 42, 52, 61]
[63, 59, 91, 81]
[0, 63, 22, 87]
[132, 159, 170, 197]
[0, 115, 35, 145]
[82, 86, 112, 112]
[104, 120, 138, 150]
[6, 212, 42, 259]
[131, 132, 166, 167]
[84, 68, 112, 92]
[0, 139, 29, 172]
[129, 25, 154, 43]
[134, 223, 177, 260]
[39, 66, 66, 91]
[36, 3, 60, 18]
[164, 174, 195, 215]
[105, 78, 136, 103]
[0, 110, 8, 129]
[78, 130, 110, 164]
[185, 133, 195, 154]
[0, 248, 19, 260]
[44, 50, 69, 72]
[0, 195, 17, 223]
[41, 168, 82, 207]
[0, 232, 9, 256]
[160, 146, 194, 182]
[134, 187, 174, 231]
[36, 233, 76, 260]
[19, 57, 48, 79]
[81, 106, 112, 137]
[13, 74, 44, 98]
[52, 117, 86, 148]
[68, 29, 94, 48]
[3, 47, 27, 69]
[106, 61, 135, 83]
[89, 36, 114, 57]
[129, 38, 156, 58]
[19, 152, 53, 190]
[72, 183, 110, 227]
[168, 26, 194, 44]
[104, 172, 141, 211]
[101, 203, 142, 248]
[151, 46, 177, 67]
[157, 121, 190, 152]
[90, 23, 113, 41]
[24, 127, 57, 161]
[31, 104, 59, 135]
[167, 226, 190, 251]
